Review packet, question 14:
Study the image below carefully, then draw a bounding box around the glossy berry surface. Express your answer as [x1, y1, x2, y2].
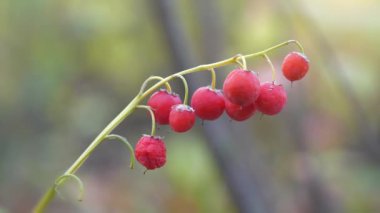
[223, 69, 260, 106]
[135, 135, 166, 170]
[282, 52, 309, 82]
[147, 89, 182, 125]
[191, 87, 225, 120]
[255, 82, 287, 115]
[225, 99, 256, 121]
[169, 104, 196, 132]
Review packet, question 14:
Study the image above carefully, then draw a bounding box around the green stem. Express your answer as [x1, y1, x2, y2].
[33, 187, 56, 213]
[105, 134, 135, 169]
[263, 54, 276, 82]
[234, 54, 245, 69]
[33, 40, 304, 213]
[174, 75, 189, 105]
[139, 76, 172, 94]
[67, 96, 140, 175]
[137, 105, 156, 136]
[54, 174, 84, 202]
[209, 68, 216, 89]
[33, 96, 140, 213]
[245, 40, 304, 59]
[238, 55, 247, 70]
[292, 40, 305, 54]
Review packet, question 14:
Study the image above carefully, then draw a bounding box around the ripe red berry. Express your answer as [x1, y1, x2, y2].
[255, 82, 287, 115]
[225, 99, 256, 121]
[135, 135, 166, 170]
[282, 52, 309, 82]
[223, 69, 260, 106]
[147, 89, 182, 125]
[169, 104, 196, 132]
[191, 87, 225, 120]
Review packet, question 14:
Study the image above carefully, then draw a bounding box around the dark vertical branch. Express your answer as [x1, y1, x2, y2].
[194, 0, 225, 62]
[150, 0, 196, 69]
[150, 0, 273, 212]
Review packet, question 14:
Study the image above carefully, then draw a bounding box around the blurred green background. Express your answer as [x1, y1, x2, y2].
[1, 0, 380, 212]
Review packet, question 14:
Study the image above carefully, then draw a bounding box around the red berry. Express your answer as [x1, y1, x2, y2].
[225, 99, 256, 121]
[135, 135, 166, 170]
[282, 52, 309, 82]
[169, 104, 196, 132]
[147, 89, 182, 125]
[223, 69, 260, 106]
[255, 82, 287, 115]
[191, 87, 225, 120]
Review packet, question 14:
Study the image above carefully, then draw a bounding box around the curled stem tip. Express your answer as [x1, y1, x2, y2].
[263, 54, 276, 82]
[209, 68, 216, 89]
[105, 134, 135, 169]
[174, 74, 189, 105]
[139, 76, 172, 95]
[54, 174, 84, 202]
[137, 105, 156, 136]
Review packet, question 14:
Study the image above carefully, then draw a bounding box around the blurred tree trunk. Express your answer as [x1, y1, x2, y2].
[150, 0, 275, 212]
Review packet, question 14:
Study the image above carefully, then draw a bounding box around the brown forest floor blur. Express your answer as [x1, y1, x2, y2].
[0, 0, 379, 212]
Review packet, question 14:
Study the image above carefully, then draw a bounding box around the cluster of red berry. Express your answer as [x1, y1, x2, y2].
[135, 52, 309, 171]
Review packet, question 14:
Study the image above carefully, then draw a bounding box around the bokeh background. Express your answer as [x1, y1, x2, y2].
[1, 0, 380, 212]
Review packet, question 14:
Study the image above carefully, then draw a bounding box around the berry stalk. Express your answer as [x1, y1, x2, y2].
[236, 54, 247, 70]
[174, 75, 189, 105]
[137, 105, 156, 136]
[245, 40, 304, 59]
[33, 40, 303, 213]
[263, 54, 276, 82]
[139, 76, 172, 94]
[209, 68, 217, 89]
